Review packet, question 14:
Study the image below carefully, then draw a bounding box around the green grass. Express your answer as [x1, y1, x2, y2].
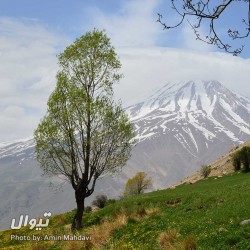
[1, 172, 250, 249]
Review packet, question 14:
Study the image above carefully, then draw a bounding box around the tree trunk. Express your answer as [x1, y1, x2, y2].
[72, 191, 85, 231]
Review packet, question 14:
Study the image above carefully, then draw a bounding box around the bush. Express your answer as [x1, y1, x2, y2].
[240, 146, 250, 172]
[232, 152, 241, 171]
[232, 146, 250, 172]
[123, 172, 153, 197]
[85, 206, 92, 213]
[92, 194, 108, 208]
[201, 165, 211, 178]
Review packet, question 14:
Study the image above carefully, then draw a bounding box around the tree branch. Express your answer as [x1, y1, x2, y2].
[158, 0, 250, 55]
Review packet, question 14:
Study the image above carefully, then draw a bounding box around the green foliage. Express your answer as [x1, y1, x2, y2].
[83, 213, 101, 227]
[124, 172, 153, 197]
[33, 29, 135, 229]
[106, 198, 116, 206]
[200, 165, 211, 178]
[233, 151, 241, 171]
[240, 146, 250, 172]
[84, 206, 92, 213]
[232, 146, 250, 172]
[34, 29, 134, 181]
[92, 194, 108, 208]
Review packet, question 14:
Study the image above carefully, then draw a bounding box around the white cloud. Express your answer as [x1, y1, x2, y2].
[89, 0, 163, 48]
[86, 0, 250, 107]
[181, 22, 214, 52]
[114, 48, 250, 106]
[0, 18, 65, 142]
[3, 106, 25, 117]
[1, 2, 250, 142]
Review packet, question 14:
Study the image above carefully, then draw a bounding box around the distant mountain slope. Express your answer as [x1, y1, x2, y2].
[180, 140, 250, 185]
[0, 80, 250, 230]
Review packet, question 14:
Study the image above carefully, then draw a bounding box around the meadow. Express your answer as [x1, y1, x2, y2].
[1, 172, 250, 249]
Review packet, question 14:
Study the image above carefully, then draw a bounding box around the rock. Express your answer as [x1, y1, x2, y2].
[91, 205, 100, 212]
[240, 219, 250, 226]
[218, 227, 228, 232]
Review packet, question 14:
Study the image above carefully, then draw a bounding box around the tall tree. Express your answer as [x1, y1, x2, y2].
[34, 30, 135, 230]
[124, 172, 152, 197]
[158, 0, 250, 55]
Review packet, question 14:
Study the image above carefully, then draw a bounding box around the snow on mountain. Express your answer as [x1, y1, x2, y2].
[0, 137, 35, 160]
[0, 80, 250, 230]
[127, 80, 250, 146]
[123, 80, 250, 196]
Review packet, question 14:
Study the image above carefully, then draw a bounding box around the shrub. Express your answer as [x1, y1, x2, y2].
[232, 152, 241, 171]
[240, 146, 250, 172]
[123, 172, 153, 197]
[92, 194, 108, 208]
[201, 165, 211, 178]
[85, 206, 92, 213]
[232, 146, 250, 172]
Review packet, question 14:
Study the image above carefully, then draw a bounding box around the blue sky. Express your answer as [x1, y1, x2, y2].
[0, 0, 250, 141]
[0, 0, 249, 55]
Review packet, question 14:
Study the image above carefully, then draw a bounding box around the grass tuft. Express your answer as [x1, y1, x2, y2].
[158, 230, 179, 249]
[84, 213, 128, 248]
[182, 235, 197, 250]
[63, 241, 84, 250]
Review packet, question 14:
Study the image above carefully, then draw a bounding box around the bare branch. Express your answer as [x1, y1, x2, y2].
[158, 0, 250, 55]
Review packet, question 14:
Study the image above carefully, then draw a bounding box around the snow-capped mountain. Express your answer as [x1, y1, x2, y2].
[0, 80, 250, 230]
[127, 80, 250, 145]
[123, 80, 250, 188]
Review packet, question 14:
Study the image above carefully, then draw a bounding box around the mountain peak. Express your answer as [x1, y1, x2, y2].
[127, 80, 250, 145]
[127, 80, 249, 120]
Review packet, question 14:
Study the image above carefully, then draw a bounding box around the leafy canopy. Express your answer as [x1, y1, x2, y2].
[34, 30, 135, 196]
[124, 172, 153, 197]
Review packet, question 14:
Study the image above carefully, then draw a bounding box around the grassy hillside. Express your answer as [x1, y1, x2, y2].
[1, 172, 250, 249]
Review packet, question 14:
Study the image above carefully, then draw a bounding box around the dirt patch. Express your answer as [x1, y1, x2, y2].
[166, 199, 182, 207]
